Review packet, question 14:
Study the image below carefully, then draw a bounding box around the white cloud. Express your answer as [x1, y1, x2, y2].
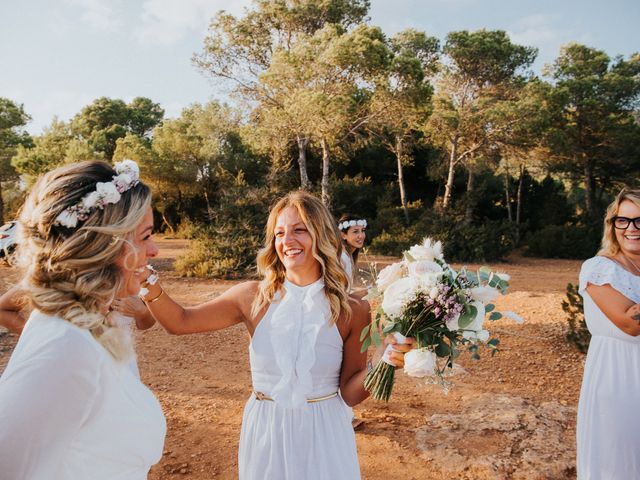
[135, 0, 251, 46]
[63, 0, 124, 32]
[21, 90, 100, 135]
[507, 14, 560, 48]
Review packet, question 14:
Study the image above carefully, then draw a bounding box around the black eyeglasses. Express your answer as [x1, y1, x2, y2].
[612, 216, 640, 229]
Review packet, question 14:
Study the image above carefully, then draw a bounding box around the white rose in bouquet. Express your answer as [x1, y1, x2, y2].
[376, 262, 404, 293]
[470, 285, 500, 304]
[403, 349, 437, 377]
[381, 276, 419, 319]
[408, 260, 443, 288]
[462, 300, 487, 341]
[408, 238, 444, 262]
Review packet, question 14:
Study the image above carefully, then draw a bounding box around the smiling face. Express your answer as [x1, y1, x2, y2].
[116, 206, 158, 297]
[274, 206, 321, 284]
[342, 225, 366, 251]
[614, 199, 640, 257]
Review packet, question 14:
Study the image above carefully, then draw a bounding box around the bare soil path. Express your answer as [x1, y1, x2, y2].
[0, 239, 584, 479]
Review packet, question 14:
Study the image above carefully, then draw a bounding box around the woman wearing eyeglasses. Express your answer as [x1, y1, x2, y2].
[577, 188, 640, 479]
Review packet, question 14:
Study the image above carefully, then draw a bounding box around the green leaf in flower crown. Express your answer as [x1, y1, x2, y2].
[485, 303, 495, 313]
[487, 338, 500, 348]
[403, 251, 416, 263]
[458, 303, 478, 329]
[359, 324, 371, 342]
[489, 311, 503, 321]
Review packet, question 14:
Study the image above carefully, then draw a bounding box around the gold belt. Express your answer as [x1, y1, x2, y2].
[253, 391, 338, 403]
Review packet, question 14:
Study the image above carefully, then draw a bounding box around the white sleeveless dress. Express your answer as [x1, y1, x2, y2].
[577, 256, 640, 479]
[238, 278, 360, 479]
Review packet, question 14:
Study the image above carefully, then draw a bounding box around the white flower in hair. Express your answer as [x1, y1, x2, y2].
[96, 182, 121, 205]
[54, 159, 141, 228]
[55, 210, 79, 228]
[116, 159, 139, 176]
[338, 218, 367, 230]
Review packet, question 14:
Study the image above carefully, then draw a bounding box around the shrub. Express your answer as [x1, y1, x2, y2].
[562, 282, 590, 353]
[369, 208, 517, 262]
[525, 223, 600, 259]
[174, 168, 275, 278]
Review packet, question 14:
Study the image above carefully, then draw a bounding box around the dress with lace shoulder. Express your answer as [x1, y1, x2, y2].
[577, 256, 640, 479]
[238, 278, 360, 479]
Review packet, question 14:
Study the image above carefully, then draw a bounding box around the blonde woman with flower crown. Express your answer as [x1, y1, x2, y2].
[140, 191, 413, 480]
[0, 160, 166, 479]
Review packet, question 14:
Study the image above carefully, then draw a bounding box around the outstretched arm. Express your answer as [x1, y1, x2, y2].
[141, 279, 258, 335]
[0, 286, 27, 334]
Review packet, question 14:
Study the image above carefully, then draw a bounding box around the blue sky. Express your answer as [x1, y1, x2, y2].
[2, 0, 638, 134]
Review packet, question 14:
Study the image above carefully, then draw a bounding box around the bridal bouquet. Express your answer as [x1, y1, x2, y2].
[361, 238, 522, 401]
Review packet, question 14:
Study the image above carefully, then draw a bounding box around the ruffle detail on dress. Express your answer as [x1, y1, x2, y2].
[579, 256, 640, 303]
[269, 278, 330, 409]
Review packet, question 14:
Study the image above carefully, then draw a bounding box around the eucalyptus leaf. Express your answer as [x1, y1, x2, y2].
[359, 324, 371, 342]
[458, 304, 478, 329]
[485, 303, 495, 313]
[489, 311, 503, 321]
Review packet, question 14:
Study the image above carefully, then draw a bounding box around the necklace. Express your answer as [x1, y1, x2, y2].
[622, 253, 640, 276]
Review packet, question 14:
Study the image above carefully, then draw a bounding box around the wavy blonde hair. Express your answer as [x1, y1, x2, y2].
[251, 191, 351, 324]
[598, 188, 640, 257]
[16, 161, 152, 361]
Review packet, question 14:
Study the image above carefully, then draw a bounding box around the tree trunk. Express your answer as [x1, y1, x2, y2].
[395, 135, 410, 226]
[320, 138, 331, 206]
[203, 191, 214, 223]
[442, 136, 458, 210]
[583, 157, 596, 220]
[504, 169, 513, 223]
[464, 165, 475, 225]
[516, 163, 525, 243]
[296, 134, 310, 190]
[161, 211, 175, 235]
[0, 180, 4, 225]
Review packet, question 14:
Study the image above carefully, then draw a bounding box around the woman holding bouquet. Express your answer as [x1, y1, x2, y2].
[577, 188, 640, 479]
[139, 191, 413, 480]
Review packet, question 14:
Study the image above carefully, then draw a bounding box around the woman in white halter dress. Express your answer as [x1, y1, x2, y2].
[141, 191, 414, 479]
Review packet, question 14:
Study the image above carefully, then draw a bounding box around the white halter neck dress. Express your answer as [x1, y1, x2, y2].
[238, 278, 360, 479]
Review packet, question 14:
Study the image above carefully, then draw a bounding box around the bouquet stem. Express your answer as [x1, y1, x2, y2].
[363, 360, 396, 401]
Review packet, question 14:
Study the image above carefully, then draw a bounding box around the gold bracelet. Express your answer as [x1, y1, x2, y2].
[142, 288, 164, 304]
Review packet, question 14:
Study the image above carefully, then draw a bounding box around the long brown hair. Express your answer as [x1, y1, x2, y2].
[251, 191, 351, 324]
[338, 213, 366, 270]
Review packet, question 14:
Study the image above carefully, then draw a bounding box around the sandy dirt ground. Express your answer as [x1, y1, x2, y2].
[0, 238, 585, 479]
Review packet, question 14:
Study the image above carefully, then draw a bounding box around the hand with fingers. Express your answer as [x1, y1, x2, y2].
[374, 333, 416, 369]
[111, 296, 147, 318]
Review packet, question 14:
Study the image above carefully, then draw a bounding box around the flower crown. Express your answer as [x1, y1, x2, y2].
[338, 219, 367, 231]
[54, 160, 140, 229]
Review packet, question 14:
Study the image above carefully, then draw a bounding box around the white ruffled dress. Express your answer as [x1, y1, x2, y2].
[238, 278, 360, 480]
[577, 256, 640, 479]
